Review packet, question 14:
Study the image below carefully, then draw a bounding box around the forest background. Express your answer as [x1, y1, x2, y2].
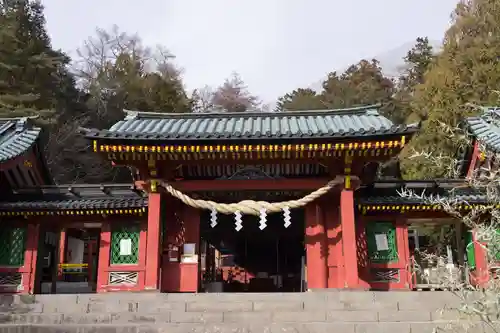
[1, 0, 498, 184]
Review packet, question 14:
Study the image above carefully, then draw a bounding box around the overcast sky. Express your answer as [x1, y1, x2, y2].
[42, 0, 458, 103]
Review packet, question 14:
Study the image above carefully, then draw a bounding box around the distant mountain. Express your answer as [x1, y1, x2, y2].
[308, 39, 442, 92]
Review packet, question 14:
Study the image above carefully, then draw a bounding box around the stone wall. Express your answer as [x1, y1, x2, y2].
[0, 291, 495, 333]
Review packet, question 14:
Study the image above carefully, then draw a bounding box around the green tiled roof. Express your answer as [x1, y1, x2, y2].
[0, 184, 147, 211]
[466, 107, 500, 152]
[0, 117, 41, 163]
[81, 105, 419, 142]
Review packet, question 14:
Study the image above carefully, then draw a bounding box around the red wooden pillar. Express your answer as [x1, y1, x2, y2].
[57, 229, 66, 279]
[471, 230, 490, 287]
[305, 203, 328, 290]
[340, 189, 359, 288]
[324, 196, 344, 288]
[396, 218, 411, 290]
[26, 223, 40, 294]
[144, 192, 162, 290]
[96, 222, 111, 293]
[179, 206, 200, 292]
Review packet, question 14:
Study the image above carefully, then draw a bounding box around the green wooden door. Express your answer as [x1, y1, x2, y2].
[0, 227, 26, 267]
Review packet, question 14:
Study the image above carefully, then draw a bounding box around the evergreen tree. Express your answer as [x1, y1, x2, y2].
[0, 0, 72, 120]
[320, 59, 395, 109]
[276, 88, 324, 111]
[401, 0, 500, 179]
[275, 59, 394, 112]
[391, 37, 436, 124]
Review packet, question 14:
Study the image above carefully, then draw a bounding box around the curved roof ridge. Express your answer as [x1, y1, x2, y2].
[466, 105, 500, 152]
[123, 104, 384, 120]
[0, 117, 42, 163]
[81, 103, 421, 142]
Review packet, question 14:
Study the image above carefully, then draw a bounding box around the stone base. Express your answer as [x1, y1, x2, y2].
[0, 291, 492, 333]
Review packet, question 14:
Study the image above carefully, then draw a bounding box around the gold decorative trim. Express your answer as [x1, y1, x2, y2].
[0, 207, 147, 217]
[150, 179, 158, 192]
[93, 136, 405, 156]
[479, 151, 486, 161]
[344, 153, 352, 189]
[357, 204, 498, 214]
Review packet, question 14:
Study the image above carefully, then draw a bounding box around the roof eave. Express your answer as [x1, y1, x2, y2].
[122, 104, 384, 119]
[80, 126, 419, 143]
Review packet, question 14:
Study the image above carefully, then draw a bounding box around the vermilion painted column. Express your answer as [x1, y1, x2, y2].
[305, 203, 328, 290]
[26, 223, 40, 294]
[324, 197, 344, 288]
[471, 230, 489, 287]
[57, 229, 66, 279]
[466, 141, 481, 178]
[340, 189, 359, 288]
[144, 193, 162, 290]
[96, 222, 111, 293]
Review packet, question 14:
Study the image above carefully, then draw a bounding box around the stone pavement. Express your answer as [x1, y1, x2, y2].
[0, 291, 495, 332]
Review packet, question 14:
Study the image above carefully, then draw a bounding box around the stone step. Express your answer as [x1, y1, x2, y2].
[0, 292, 490, 332]
[0, 311, 445, 324]
[0, 310, 482, 324]
[0, 291, 465, 313]
[0, 322, 491, 333]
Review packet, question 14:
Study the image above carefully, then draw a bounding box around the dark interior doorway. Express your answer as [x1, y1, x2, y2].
[199, 208, 305, 292]
[35, 227, 100, 294]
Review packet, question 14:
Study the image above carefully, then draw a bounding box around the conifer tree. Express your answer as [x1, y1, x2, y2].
[390, 37, 435, 124]
[275, 59, 394, 112]
[320, 59, 394, 109]
[276, 88, 324, 112]
[0, 0, 72, 120]
[401, 0, 500, 179]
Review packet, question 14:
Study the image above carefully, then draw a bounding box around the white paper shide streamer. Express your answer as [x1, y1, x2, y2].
[283, 206, 291, 228]
[234, 210, 243, 231]
[259, 208, 267, 230]
[210, 208, 218, 228]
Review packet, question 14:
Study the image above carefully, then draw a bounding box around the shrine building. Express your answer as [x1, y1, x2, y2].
[0, 105, 496, 294]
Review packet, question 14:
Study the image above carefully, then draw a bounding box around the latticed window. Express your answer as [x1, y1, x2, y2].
[366, 222, 398, 263]
[0, 227, 26, 267]
[110, 224, 140, 265]
[492, 229, 500, 261]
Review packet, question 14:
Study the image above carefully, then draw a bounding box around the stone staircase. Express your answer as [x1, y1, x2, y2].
[0, 291, 492, 332]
